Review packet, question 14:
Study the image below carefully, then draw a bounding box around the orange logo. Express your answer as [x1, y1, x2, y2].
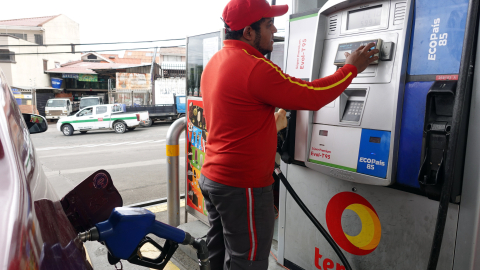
[326, 192, 381, 255]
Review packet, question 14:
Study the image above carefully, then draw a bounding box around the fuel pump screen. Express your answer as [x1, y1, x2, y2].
[347, 5, 382, 30]
[334, 39, 382, 66]
[369, 137, 381, 143]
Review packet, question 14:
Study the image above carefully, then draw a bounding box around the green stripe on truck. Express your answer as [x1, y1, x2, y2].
[61, 116, 137, 124]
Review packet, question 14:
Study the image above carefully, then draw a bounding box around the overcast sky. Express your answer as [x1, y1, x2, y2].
[0, 0, 290, 55]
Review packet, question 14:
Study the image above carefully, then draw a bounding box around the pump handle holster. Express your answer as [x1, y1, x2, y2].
[277, 110, 300, 164]
[418, 81, 456, 201]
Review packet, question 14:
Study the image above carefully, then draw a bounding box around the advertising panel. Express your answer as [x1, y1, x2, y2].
[78, 74, 98, 82]
[116, 73, 151, 90]
[285, 12, 318, 78]
[186, 98, 208, 220]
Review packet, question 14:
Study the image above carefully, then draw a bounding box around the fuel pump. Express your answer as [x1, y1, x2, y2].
[277, 0, 479, 269]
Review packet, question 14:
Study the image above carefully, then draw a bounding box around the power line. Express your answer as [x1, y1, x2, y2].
[0, 37, 186, 47]
[0, 45, 185, 56]
[0, 29, 286, 48]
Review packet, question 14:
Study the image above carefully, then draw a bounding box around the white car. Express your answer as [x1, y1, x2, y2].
[57, 104, 149, 136]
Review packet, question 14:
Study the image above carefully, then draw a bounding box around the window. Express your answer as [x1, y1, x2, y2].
[112, 104, 124, 112]
[77, 108, 93, 117]
[0, 50, 15, 62]
[43, 60, 48, 71]
[67, 100, 70, 106]
[87, 54, 98, 60]
[0, 33, 27, 40]
[47, 99, 67, 107]
[96, 106, 107, 114]
[164, 55, 182, 62]
[55, 62, 60, 68]
[34, 34, 43, 45]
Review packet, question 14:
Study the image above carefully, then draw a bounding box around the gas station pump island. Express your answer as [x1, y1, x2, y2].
[182, 0, 480, 269]
[275, 0, 478, 269]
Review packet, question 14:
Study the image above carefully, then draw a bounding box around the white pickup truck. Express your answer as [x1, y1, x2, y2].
[57, 104, 149, 136]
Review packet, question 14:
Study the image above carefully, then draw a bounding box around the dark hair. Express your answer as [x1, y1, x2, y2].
[224, 18, 266, 40]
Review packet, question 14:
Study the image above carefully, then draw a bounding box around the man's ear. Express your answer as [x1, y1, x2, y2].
[242, 26, 255, 42]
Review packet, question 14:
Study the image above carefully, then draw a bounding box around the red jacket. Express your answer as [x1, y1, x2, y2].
[201, 40, 357, 188]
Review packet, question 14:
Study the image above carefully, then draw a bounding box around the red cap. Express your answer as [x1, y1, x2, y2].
[222, 0, 288, 31]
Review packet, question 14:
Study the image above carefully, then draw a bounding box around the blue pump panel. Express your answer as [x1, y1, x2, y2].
[408, 0, 468, 75]
[357, 129, 391, 178]
[396, 82, 434, 188]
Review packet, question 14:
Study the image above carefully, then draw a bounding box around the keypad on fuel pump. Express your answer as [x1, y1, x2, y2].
[343, 101, 364, 122]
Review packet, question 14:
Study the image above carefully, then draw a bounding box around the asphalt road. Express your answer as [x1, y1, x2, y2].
[31, 120, 186, 206]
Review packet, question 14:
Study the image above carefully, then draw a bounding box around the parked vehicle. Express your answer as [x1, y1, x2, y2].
[45, 98, 79, 120]
[57, 104, 149, 136]
[0, 68, 92, 269]
[126, 94, 186, 127]
[79, 96, 104, 109]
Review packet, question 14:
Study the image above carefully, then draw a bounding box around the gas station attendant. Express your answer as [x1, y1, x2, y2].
[198, 0, 380, 269]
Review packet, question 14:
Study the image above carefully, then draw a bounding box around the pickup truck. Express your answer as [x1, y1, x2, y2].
[45, 98, 79, 120]
[57, 104, 149, 136]
[126, 94, 186, 126]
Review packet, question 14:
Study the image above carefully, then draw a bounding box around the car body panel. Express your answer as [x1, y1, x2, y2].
[0, 68, 92, 269]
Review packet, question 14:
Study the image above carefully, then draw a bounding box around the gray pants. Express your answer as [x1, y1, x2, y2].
[199, 174, 275, 270]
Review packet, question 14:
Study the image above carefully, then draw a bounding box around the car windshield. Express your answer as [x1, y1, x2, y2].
[80, 98, 99, 107]
[46, 100, 67, 107]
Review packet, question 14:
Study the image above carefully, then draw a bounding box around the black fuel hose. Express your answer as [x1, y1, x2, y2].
[274, 163, 352, 270]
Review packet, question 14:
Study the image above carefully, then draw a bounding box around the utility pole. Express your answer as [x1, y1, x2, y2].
[150, 47, 158, 105]
[30, 78, 36, 114]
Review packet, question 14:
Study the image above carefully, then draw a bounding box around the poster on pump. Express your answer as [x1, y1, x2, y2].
[186, 98, 208, 220]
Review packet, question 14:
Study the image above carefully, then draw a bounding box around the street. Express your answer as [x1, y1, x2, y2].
[32, 121, 186, 206]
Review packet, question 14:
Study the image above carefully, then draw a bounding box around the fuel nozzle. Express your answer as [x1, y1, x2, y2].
[76, 207, 210, 270]
[78, 227, 99, 242]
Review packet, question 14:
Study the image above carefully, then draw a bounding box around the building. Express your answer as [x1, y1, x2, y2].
[45, 52, 153, 104]
[123, 46, 185, 65]
[0, 15, 80, 114]
[123, 47, 187, 100]
[44, 47, 187, 108]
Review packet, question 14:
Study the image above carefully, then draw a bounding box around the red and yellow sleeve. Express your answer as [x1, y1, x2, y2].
[246, 54, 358, 111]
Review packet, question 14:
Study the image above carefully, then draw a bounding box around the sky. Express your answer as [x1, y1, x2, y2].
[0, 0, 291, 56]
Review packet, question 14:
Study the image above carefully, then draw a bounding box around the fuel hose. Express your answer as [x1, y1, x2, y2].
[274, 163, 352, 270]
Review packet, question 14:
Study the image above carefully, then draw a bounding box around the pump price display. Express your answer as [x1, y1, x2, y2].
[347, 5, 382, 30]
[334, 39, 382, 66]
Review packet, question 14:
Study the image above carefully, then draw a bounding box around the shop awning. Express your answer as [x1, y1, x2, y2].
[45, 62, 142, 75]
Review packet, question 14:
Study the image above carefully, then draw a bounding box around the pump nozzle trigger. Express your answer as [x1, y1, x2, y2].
[125, 237, 178, 270]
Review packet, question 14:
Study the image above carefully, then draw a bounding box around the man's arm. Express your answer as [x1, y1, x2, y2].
[247, 43, 379, 111]
[247, 62, 357, 111]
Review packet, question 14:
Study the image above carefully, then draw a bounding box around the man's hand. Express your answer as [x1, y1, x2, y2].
[344, 42, 380, 73]
[275, 109, 287, 132]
